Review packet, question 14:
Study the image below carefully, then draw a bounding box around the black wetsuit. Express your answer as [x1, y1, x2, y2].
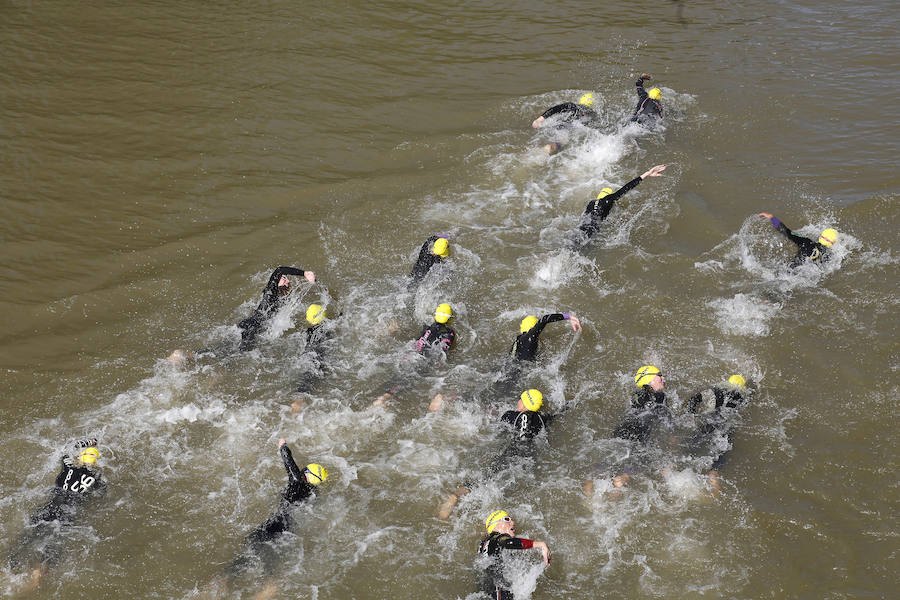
[766, 217, 830, 267]
[612, 387, 672, 445]
[509, 314, 570, 362]
[415, 321, 456, 354]
[684, 387, 749, 470]
[631, 77, 662, 124]
[409, 235, 445, 289]
[499, 410, 549, 441]
[238, 266, 309, 350]
[228, 445, 316, 576]
[578, 177, 643, 241]
[477, 532, 537, 600]
[540, 102, 597, 127]
[9, 442, 105, 571]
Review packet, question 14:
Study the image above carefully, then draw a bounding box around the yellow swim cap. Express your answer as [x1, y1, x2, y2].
[306, 304, 326, 325]
[485, 509, 509, 533]
[728, 374, 747, 389]
[635, 365, 661, 387]
[818, 228, 837, 248]
[304, 463, 328, 485]
[648, 88, 661, 100]
[434, 303, 453, 324]
[579, 92, 594, 106]
[596, 187, 614, 200]
[432, 237, 450, 258]
[79, 447, 99, 465]
[520, 315, 539, 333]
[521, 389, 543, 411]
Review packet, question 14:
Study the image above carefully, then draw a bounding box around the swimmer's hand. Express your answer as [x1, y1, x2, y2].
[304, 271, 316, 283]
[640, 73, 651, 80]
[641, 164, 666, 179]
[568, 315, 582, 333]
[758, 212, 774, 220]
[533, 541, 551, 565]
[278, 438, 286, 448]
[532, 116, 545, 129]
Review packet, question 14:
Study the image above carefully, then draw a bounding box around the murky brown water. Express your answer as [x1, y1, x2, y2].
[1, 1, 897, 598]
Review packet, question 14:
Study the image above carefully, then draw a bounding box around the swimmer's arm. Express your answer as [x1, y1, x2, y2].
[758, 214, 812, 249]
[279, 443, 304, 483]
[541, 102, 578, 120]
[636, 74, 650, 98]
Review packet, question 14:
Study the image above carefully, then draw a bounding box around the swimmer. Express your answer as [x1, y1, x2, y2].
[409, 235, 450, 289]
[630, 73, 663, 124]
[532, 92, 598, 129]
[438, 390, 563, 518]
[684, 374, 754, 495]
[238, 266, 316, 351]
[612, 365, 674, 445]
[477, 510, 551, 600]
[757, 213, 838, 267]
[8, 440, 106, 592]
[577, 164, 667, 242]
[415, 303, 457, 356]
[225, 439, 328, 594]
[510, 313, 582, 362]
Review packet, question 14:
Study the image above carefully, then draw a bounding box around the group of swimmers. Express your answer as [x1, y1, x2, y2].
[9, 73, 842, 599]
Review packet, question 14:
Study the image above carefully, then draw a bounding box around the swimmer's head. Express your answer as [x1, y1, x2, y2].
[728, 374, 747, 389]
[520, 389, 544, 412]
[648, 88, 661, 101]
[165, 349, 194, 369]
[635, 365, 663, 388]
[432, 237, 450, 258]
[304, 464, 328, 486]
[520, 315, 539, 333]
[578, 92, 594, 107]
[306, 304, 327, 326]
[818, 228, 838, 248]
[596, 187, 614, 200]
[78, 447, 99, 466]
[434, 303, 453, 324]
[485, 509, 511, 533]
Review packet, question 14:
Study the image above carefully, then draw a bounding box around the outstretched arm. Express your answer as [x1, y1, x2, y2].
[532, 540, 552, 565]
[758, 213, 811, 248]
[278, 439, 304, 483]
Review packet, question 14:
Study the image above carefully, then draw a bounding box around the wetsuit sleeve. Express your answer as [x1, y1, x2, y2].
[636, 77, 648, 100]
[541, 102, 578, 119]
[500, 410, 517, 428]
[439, 328, 456, 351]
[410, 236, 441, 283]
[500, 536, 533, 550]
[532, 313, 566, 336]
[280, 445, 305, 484]
[768, 217, 817, 254]
[259, 266, 307, 311]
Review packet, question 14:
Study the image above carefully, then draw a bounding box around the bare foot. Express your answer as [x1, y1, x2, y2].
[165, 349, 194, 369]
[372, 393, 391, 408]
[543, 142, 563, 155]
[582, 480, 594, 497]
[707, 469, 722, 498]
[290, 396, 304, 414]
[21, 565, 45, 593]
[612, 473, 631, 488]
[253, 581, 277, 600]
[428, 394, 444, 412]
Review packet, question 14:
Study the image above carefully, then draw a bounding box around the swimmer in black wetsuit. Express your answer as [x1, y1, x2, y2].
[477, 510, 551, 600]
[683, 374, 753, 494]
[225, 439, 328, 593]
[509, 313, 582, 362]
[8, 440, 106, 592]
[409, 236, 450, 290]
[532, 93, 598, 129]
[439, 389, 565, 519]
[576, 164, 667, 243]
[613, 365, 673, 445]
[291, 303, 341, 404]
[630, 74, 663, 124]
[238, 266, 317, 351]
[585, 366, 673, 495]
[415, 303, 457, 356]
[757, 213, 838, 268]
